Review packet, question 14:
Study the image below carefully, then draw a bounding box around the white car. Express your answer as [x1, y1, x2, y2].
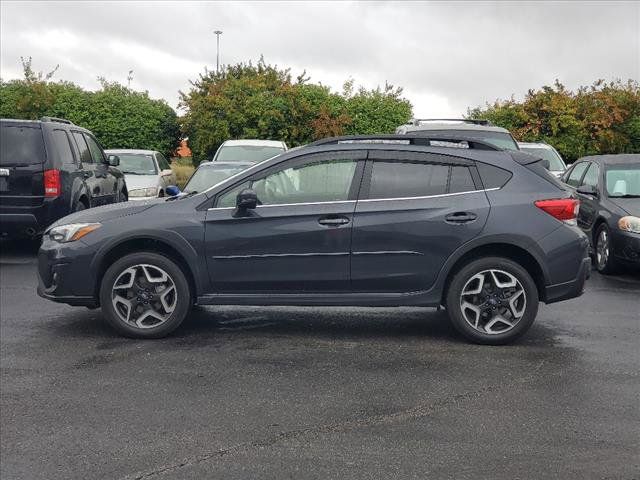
[105, 149, 177, 200]
[213, 139, 287, 163]
[517, 142, 567, 178]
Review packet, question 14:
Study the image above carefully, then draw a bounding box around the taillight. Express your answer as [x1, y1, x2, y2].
[44, 169, 61, 197]
[535, 198, 579, 225]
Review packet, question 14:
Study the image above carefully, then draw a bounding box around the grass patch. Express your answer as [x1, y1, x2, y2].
[171, 162, 195, 189]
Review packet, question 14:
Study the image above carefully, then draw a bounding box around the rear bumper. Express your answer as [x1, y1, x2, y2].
[544, 257, 591, 304]
[0, 197, 68, 236]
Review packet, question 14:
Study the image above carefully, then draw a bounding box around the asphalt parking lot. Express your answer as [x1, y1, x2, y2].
[1, 240, 638, 480]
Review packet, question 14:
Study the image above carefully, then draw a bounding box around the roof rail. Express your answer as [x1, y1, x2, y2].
[40, 116, 74, 125]
[410, 118, 493, 126]
[308, 134, 502, 151]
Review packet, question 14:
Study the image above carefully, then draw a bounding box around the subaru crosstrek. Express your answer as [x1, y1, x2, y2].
[37, 135, 590, 344]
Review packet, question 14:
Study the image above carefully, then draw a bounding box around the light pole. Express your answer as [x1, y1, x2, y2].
[214, 30, 223, 74]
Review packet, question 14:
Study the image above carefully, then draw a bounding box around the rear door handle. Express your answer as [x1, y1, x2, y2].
[318, 215, 350, 227]
[445, 212, 478, 224]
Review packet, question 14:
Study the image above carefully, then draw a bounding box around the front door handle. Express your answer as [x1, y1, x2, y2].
[318, 215, 350, 227]
[445, 212, 478, 224]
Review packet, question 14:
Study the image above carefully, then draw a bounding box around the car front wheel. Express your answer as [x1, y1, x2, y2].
[445, 257, 539, 345]
[594, 224, 618, 274]
[99, 252, 191, 338]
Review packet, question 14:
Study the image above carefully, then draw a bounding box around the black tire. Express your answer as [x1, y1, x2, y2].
[445, 256, 539, 345]
[99, 252, 192, 338]
[594, 223, 618, 275]
[118, 189, 128, 202]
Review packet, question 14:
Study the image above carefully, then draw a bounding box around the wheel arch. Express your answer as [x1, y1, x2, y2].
[91, 232, 203, 304]
[441, 240, 548, 304]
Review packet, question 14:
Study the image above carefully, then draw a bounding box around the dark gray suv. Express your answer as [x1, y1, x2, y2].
[37, 135, 590, 344]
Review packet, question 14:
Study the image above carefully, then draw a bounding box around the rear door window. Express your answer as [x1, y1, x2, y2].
[449, 166, 476, 193]
[52, 129, 75, 164]
[0, 125, 46, 165]
[367, 161, 449, 199]
[72, 132, 93, 164]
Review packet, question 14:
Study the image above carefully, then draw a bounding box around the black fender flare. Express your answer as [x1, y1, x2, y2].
[89, 229, 205, 295]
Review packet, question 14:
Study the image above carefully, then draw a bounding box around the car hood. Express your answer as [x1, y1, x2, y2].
[124, 174, 159, 190]
[47, 199, 163, 230]
[609, 197, 640, 216]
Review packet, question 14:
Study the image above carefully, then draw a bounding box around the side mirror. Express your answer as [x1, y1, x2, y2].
[166, 185, 181, 196]
[576, 184, 598, 198]
[236, 189, 258, 210]
[107, 154, 120, 167]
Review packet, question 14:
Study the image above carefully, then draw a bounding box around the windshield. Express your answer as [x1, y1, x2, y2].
[606, 165, 640, 197]
[116, 154, 157, 175]
[0, 125, 45, 166]
[215, 145, 283, 162]
[440, 130, 519, 151]
[184, 165, 247, 193]
[520, 147, 566, 171]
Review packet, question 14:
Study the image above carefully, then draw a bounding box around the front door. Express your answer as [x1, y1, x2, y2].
[204, 150, 365, 292]
[350, 150, 491, 293]
[71, 131, 101, 206]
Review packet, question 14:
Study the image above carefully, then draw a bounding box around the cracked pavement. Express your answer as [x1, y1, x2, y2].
[1, 240, 639, 479]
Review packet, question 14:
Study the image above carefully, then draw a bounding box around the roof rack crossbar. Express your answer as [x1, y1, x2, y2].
[40, 116, 74, 125]
[410, 118, 493, 126]
[308, 134, 501, 151]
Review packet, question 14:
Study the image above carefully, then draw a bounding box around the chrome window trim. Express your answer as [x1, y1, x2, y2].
[358, 188, 499, 203]
[206, 189, 500, 211]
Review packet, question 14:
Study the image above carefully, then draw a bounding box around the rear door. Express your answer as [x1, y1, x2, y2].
[0, 122, 46, 208]
[84, 133, 117, 204]
[351, 150, 490, 293]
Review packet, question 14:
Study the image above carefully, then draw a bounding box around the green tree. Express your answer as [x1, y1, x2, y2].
[0, 58, 180, 157]
[467, 79, 640, 163]
[180, 58, 413, 164]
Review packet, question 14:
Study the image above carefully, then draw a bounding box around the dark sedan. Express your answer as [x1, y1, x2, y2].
[561, 154, 640, 273]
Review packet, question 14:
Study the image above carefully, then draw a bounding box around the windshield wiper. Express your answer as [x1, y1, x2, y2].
[610, 194, 640, 198]
[166, 190, 198, 201]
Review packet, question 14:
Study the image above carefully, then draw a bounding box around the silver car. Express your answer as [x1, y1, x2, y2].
[517, 142, 567, 177]
[105, 149, 177, 200]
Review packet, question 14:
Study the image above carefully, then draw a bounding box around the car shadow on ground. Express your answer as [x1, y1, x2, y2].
[47, 303, 559, 349]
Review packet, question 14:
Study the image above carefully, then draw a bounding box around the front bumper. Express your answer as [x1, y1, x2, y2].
[544, 257, 591, 304]
[36, 236, 99, 307]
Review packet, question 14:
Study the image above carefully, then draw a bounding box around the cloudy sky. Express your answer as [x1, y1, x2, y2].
[1, 1, 638, 117]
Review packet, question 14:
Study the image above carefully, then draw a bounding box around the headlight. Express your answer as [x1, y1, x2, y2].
[619, 216, 640, 234]
[128, 187, 158, 197]
[48, 223, 101, 243]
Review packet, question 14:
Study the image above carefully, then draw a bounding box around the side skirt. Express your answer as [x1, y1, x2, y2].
[196, 291, 441, 307]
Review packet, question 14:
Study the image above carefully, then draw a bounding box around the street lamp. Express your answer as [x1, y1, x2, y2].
[214, 30, 223, 74]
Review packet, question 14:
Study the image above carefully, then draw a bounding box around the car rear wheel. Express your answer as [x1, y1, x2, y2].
[99, 252, 191, 338]
[445, 257, 539, 345]
[594, 224, 618, 274]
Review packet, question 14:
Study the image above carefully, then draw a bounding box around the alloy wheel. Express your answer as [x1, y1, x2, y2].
[596, 229, 609, 270]
[459, 269, 527, 335]
[111, 264, 177, 329]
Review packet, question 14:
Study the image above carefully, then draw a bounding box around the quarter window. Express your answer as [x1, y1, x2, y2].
[52, 130, 74, 164]
[566, 162, 589, 187]
[368, 161, 449, 199]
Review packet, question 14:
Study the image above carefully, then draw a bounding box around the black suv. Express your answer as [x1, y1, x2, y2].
[37, 134, 590, 344]
[0, 117, 126, 237]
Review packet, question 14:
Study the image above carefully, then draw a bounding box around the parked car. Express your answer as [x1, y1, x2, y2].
[0, 117, 126, 238]
[182, 161, 254, 194]
[561, 154, 639, 273]
[213, 139, 287, 163]
[396, 119, 520, 151]
[37, 134, 590, 344]
[518, 142, 567, 177]
[105, 149, 176, 200]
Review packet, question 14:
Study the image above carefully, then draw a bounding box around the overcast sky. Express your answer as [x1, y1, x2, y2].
[1, 1, 638, 117]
